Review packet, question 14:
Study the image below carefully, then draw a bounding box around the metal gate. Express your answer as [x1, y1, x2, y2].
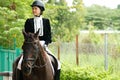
[0, 47, 22, 80]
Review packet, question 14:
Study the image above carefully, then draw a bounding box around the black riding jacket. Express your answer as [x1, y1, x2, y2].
[24, 18, 52, 45]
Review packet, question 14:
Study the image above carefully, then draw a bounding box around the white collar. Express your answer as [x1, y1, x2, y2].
[34, 16, 42, 20]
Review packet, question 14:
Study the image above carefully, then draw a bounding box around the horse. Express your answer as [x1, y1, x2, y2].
[12, 29, 58, 80]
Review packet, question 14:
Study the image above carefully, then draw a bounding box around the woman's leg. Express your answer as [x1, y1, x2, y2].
[44, 45, 61, 80]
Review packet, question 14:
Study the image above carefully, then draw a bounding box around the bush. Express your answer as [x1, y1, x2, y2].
[60, 64, 120, 80]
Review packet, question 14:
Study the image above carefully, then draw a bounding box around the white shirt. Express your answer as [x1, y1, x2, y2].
[34, 16, 43, 36]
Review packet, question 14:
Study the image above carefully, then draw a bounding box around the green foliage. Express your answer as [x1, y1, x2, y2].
[0, 27, 23, 49]
[117, 4, 120, 9]
[44, 0, 85, 42]
[80, 29, 103, 44]
[0, 7, 17, 30]
[0, 6, 24, 49]
[0, 0, 85, 48]
[14, 0, 33, 19]
[60, 64, 120, 80]
[84, 5, 120, 30]
[0, 0, 32, 48]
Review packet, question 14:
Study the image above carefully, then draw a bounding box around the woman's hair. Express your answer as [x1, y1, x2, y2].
[38, 6, 43, 15]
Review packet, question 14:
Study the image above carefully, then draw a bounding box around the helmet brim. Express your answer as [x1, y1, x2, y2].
[30, 5, 45, 11]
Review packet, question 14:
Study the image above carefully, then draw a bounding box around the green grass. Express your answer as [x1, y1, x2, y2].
[56, 53, 120, 74]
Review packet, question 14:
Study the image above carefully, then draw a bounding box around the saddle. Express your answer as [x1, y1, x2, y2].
[47, 53, 58, 76]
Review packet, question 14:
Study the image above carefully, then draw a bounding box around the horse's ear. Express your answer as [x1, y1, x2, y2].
[35, 28, 40, 37]
[22, 29, 27, 38]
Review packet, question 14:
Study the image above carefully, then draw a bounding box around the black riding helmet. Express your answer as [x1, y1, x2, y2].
[31, 0, 45, 11]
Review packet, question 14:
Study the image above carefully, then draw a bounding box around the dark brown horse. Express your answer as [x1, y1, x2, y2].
[12, 30, 57, 80]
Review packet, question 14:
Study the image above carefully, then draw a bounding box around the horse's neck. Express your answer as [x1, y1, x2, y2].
[38, 43, 47, 65]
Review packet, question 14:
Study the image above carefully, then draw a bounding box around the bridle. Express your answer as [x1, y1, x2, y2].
[23, 40, 48, 69]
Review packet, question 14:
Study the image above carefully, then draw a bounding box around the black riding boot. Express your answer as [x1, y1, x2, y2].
[16, 69, 23, 80]
[54, 69, 61, 80]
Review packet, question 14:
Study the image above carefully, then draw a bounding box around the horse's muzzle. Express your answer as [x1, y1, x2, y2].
[22, 65, 32, 76]
[22, 58, 35, 76]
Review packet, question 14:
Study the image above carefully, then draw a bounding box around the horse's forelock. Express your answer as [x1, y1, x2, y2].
[24, 33, 39, 43]
[25, 33, 33, 40]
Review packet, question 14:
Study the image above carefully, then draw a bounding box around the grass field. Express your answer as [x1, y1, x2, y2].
[59, 53, 120, 80]
[52, 51, 120, 75]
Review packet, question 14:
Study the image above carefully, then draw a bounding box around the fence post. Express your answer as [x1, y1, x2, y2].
[104, 32, 108, 70]
[76, 34, 79, 65]
[13, 34, 16, 49]
[57, 36, 60, 60]
[13, 38, 16, 49]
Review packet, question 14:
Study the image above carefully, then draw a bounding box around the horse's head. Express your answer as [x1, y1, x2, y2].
[21, 29, 40, 76]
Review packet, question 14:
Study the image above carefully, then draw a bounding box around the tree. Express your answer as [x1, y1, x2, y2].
[84, 5, 120, 30]
[0, 0, 32, 48]
[0, 0, 85, 48]
[44, 0, 85, 42]
[117, 4, 120, 9]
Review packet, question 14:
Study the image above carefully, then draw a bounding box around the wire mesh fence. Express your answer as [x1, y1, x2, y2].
[49, 32, 120, 74]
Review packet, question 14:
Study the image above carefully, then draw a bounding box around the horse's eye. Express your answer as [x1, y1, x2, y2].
[34, 42, 37, 44]
[33, 42, 38, 48]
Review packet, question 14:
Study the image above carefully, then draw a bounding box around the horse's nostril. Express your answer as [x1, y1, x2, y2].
[27, 61, 33, 67]
[23, 66, 32, 76]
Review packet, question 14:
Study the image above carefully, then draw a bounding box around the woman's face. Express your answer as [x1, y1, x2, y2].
[32, 6, 41, 16]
